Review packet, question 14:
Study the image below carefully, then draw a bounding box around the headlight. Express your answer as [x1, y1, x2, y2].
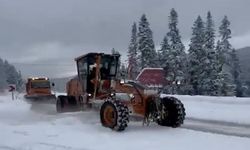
[129, 93, 135, 99]
[120, 80, 125, 84]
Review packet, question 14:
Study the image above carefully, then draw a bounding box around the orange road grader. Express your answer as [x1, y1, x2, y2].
[57, 53, 185, 131]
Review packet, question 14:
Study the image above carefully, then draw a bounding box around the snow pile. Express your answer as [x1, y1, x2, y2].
[171, 95, 250, 124]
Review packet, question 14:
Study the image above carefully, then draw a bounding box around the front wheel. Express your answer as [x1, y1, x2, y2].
[157, 97, 185, 128]
[100, 100, 129, 131]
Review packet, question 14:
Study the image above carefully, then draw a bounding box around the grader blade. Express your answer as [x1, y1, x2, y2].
[56, 95, 83, 113]
[24, 95, 56, 104]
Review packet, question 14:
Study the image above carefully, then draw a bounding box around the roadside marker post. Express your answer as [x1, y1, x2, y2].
[8, 85, 16, 100]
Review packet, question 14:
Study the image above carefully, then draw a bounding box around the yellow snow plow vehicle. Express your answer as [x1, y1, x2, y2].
[24, 77, 56, 103]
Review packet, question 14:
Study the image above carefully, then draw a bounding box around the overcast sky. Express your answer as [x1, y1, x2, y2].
[0, 0, 250, 78]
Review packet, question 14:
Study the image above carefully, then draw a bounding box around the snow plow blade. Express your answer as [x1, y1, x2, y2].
[24, 95, 56, 104]
[56, 95, 83, 113]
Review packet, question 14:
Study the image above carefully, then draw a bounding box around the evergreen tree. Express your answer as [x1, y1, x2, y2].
[17, 71, 24, 91]
[158, 35, 172, 93]
[0, 58, 7, 90]
[0, 58, 24, 92]
[137, 14, 157, 69]
[188, 16, 206, 95]
[158, 35, 170, 68]
[127, 22, 139, 80]
[165, 8, 187, 94]
[217, 16, 235, 96]
[231, 49, 243, 97]
[4, 60, 18, 85]
[3, 60, 24, 91]
[120, 63, 128, 80]
[202, 11, 220, 95]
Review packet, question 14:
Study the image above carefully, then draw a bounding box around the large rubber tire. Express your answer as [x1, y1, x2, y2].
[100, 101, 129, 131]
[157, 97, 185, 128]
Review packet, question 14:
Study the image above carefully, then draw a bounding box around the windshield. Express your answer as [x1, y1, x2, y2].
[31, 81, 51, 88]
[100, 55, 119, 77]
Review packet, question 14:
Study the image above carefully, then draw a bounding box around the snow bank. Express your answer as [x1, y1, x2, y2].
[163, 94, 250, 124]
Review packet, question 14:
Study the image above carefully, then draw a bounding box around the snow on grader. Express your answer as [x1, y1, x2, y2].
[57, 53, 185, 131]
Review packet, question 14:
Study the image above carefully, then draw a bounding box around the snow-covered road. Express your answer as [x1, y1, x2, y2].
[1, 93, 250, 150]
[183, 117, 250, 138]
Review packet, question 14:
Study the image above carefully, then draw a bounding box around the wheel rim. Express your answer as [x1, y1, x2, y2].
[103, 105, 116, 127]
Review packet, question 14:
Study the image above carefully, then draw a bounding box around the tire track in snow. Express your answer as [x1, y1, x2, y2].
[0, 146, 16, 150]
[0, 143, 89, 150]
[182, 117, 250, 138]
[186, 117, 250, 128]
[38, 142, 89, 150]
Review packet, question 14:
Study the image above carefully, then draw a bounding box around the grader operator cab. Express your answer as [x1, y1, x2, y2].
[57, 52, 185, 131]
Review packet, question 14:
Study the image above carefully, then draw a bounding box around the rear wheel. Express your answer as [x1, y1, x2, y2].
[100, 100, 129, 131]
[157, 97, 185, 127]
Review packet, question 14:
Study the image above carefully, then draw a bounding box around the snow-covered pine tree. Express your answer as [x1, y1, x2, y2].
[215, 40, 224, 95]
[231, 48, 243, 97]
[0, 58, 7, 90]
[158, 35, 170, 66]
[202, 11, 220, 95]
[16, 71, 24, 92]
[158, 36, 172, 93]
[217, 16, 235, 96]
[127, 22, 139, 80]
[120, 63, 128, 80]
[3, 60, 23, 91]
[137, 14, 157, 69]
[188, 16, 206, 95]
[165, 8, 187, 94]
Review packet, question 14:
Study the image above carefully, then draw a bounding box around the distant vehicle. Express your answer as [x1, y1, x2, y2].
[24, 77, 56, 103]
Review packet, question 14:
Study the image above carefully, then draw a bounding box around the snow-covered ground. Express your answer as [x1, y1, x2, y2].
[171, 95, 250, 124]
[0, 92, 250, 150]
